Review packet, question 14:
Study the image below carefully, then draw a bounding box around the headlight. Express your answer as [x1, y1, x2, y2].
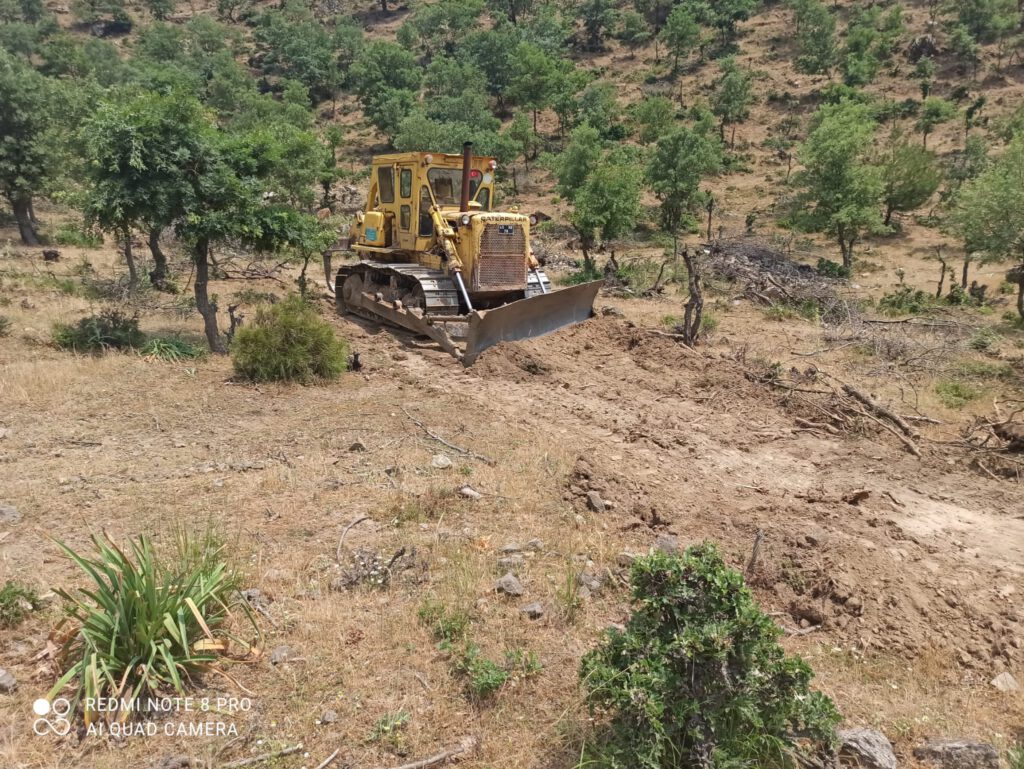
[423, 154, 433, 165]
[529, 214, 538, 226]
[460, 214, 471, 226]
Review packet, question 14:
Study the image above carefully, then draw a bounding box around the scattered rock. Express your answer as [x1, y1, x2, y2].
[654, 534, 679, 554]
[0, 427, 8, 440]
[520, 602, 545, 619]
[263, 568, 295, 584]
[391, 351, 408, 361]
[525, 539, 543, 551]
[838, 728, 897, 769]
[617, 552, 639, 567]
[578, 572, 603, 596]
[320, 709, 338, 725]
[499, 542, 522, 554]
[498, 555, 525, 571]
[990, 671, 1020, 692]
[495, 572, 524, 596]
[241, 588, 271, 611]
[458, 485, 482, 500]
[790, 598, 826, 626]
[269, 645, 295, 665]
[0, 668, 16, 693]
[586, 490, 606, 513]
[600, 306, 624, 317]
[348, 440, 367, 452]
[913, 740, 999, 769]
[843, 489, 871, 506]
[0, 505, 21, 524]
[152, 757, 190, 769]
[42, 249, 60, 262]
[431, 454, 453, 470]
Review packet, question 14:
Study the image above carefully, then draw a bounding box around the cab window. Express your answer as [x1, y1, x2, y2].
[418, 187, 433, 236]
[378, 167, 395, 203]
[400, 168, 412, 198]
[400, 205, 410, 230]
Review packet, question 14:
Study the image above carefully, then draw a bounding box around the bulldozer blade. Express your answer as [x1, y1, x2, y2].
[462, 280, 603, 366]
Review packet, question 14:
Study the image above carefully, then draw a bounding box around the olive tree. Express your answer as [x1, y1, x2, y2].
[880, 139, 941, 226]
[951, 136, 1024, 318]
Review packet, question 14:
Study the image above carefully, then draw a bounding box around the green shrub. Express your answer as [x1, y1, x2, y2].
[878, 286, 932, 315]
[700, 313, 719, 334]
[369, 710, 410, 749]
[945, 282, 972, 306]
[231, 295, 347, 383]
[765, 299, 820, 322]
[0, 581, 41, 628]
[0, 315, 11, 337]
[956, 360, 1014, 380]
[51, 533, 248, 716]
[140, 337, 207, 362]
[418, 599, 470, 643]
[935, 379, 980, 409]
[816, 258, 851, 279]
[52, 309, 144, 353]
[580, 544, 840, 769]
[561, 262, 604, 285]
[1008, 744, 1024, 769]
[967, 327, 1001, 351]
[449, 641, 509, 699]
[54, 222, 104, 248]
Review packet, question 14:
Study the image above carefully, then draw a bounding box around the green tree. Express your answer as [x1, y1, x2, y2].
[404, 0, 483, 56]
[580, 0, 616, 50]
[508, 42, 559, 132]
[880, 139, 942, 226]
[460, 25, 519, 107]
[142, 0, 175, 21]
[694, 0, 758, 49]
[0, 51, 58, 244]
[485, 0, 532, 24]
[914, 55, 936, 99]
[616, 9, 651, 55]
[632, 95, 675, 146]
[581, 544, 840, 769]
[917, 97, 956, 148]
[551, 122, 602, 202]
[791, 0, 836, 75]
[349, 41, 421, 101]
[507, 111, 539, 168]
[364, 88, 417, 145]
[955, 0, 1020, 43]
[951, 136, 1024, 318]
[577, 81, 622, 139]
[254, 5, 341, 103]
[791, 100, 883, 267]
[711, 58, 752, 148]
[570, 158, 642, 270]
[661, 5, 700, 73]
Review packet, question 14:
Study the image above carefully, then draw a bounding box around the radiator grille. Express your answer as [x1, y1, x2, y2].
[474, 223, 527, 291]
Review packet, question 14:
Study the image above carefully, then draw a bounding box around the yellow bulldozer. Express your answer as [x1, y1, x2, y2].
[327, 142, 603, 365]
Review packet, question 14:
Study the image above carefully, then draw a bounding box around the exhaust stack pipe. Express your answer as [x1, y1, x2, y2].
[459, 141, 473, 213]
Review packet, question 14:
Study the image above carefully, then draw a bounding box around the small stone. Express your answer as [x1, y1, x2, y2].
[391, 351, 408, 361]
[320, 709, 338, 725]
[913, 740, 999, 769]
[838, 729, 897, 769]
[499, 542, 523, 554]
[458, 485, 482, 500]
[655, 534, 679, 554]
[0, 506, 20, 524]
[498, 555, 525, 570]
[991, 671, 1020, 692]
[520, 602, 544, 619]
[0, 668, 16, 693]
[586, 491, 606, 512]
[269, 645, 295, 665]
[846, 596, 864, 613]
[578, 571, 602, 595]
[42, 249, 60, 262]
[348, 440, 367, 452]
[153, 757, 190, 769]
[431, 454, 452, 470]
[0, 428, 9, 440]
[242, 588, 271, 611]
[617, 552, 638, 567]
[495, 572, 524, 596]
[525, 539, 543, 551]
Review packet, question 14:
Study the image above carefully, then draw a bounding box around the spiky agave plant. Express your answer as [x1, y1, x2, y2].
[50, 534, 249, 724]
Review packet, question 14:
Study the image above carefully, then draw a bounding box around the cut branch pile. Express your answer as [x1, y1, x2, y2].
[706, 238, 855, 324]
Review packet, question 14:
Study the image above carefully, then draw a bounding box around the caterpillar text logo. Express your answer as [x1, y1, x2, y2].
[33, 698, 72, 736]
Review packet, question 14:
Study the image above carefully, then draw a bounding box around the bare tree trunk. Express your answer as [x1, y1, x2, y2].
[1017, 282, 1023, 320]
[705, 196, 714, 241]
[193, 238, 226, 353]
[11, 196, 39, 246]
[961, 257, 970, 289]
[935, 251, 948, 298]
[148, 228, 169, 288]
[681, 247, 704, 345]
[123, 229, 138, 289]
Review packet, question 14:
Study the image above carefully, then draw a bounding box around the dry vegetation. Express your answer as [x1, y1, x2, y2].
[2, 0, 1024, 768]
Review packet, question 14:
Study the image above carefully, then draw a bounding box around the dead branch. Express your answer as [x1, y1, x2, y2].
[794, 418, 840, 435]
[401, 407, 494, 464]
[336, 515, 369, 563]
[383, 736, 478, 769]
[841, 384, 919, 438]
[851, 407, 922, 457]
[314, 750, 341, 769]
[221, 745, 302, 768]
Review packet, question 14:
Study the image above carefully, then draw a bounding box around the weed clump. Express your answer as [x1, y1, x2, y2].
[935, 379, 980, 409]
[52, 309, 144, 352]
[51, 533, 248, 718]
[231, 295, 347, 383]
[580, 543, 839, 769]
[139, 336, 206, 362]
[0, 315, 11, 337]
[0, 581, 41, 628]
[878, 285, 933, 315]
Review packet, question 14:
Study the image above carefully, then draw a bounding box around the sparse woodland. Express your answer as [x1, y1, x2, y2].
[2, 1, 1024, 768]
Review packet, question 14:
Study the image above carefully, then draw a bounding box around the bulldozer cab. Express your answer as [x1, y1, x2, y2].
[363, 152, 495, 253]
